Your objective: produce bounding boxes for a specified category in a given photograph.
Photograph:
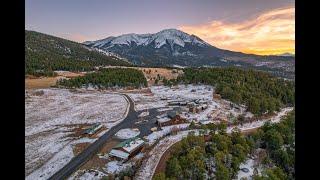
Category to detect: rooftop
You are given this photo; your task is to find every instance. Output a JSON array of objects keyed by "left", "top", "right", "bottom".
[
  {"left": 109, "top": 149, "right": 130, "bottom": 160},
  {"left": 157, "top": 117, "right": 171, "bottom": 123},
  {"left": 115, "top": 137, "right": 145, "bottom": 153},
  {"left": 167, "top": 111, "right": 179, "bottom": 118}
]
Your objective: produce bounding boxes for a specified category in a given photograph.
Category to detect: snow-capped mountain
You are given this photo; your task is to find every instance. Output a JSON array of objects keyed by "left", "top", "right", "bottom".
[
  {"left": 83, "top": 28, "right": 294, "bottom": 74},
  {"left": 84, "top": 29, "right": 228, "bottom": 66},
  {"left": 84, "top": 29, "right": 210, "bottom": 50}
]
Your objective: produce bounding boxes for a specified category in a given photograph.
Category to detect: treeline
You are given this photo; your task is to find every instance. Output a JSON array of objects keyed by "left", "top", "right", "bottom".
[
  {"left": 250, "top": 111, "right": 295, "bottom": 179},
  {"left": 25, "top": 30, "right": 131, "bottom": 76},
  {"left": 57, "top": 68, "right": 147, "bottom": 88},
  {"left": 154, "top": 111, "right": 295, "bottom": 180},
  {"left": 171, "top": 67, "right": 294, "bottom": 115}
]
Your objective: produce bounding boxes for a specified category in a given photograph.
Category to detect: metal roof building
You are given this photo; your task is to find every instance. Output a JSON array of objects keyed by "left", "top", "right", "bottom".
[
  {"left": 83, "top": 123, "right": 103, "bottom": 135},
  {"left": 109, "top": 137, "right": 145, "bottom": 161}
]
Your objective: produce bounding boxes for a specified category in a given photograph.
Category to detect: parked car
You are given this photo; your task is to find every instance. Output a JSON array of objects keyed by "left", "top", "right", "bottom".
[{"left": 241, "top": 168, "right": 249, "bottom": 173}]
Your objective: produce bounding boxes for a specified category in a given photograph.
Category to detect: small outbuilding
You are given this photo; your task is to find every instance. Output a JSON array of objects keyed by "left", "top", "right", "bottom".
[{"left": 83, "top": 123, "right": 103, "bottom": 135}]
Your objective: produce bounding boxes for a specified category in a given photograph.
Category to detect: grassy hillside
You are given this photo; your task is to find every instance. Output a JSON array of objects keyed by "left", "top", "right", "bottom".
[{"left": 25, "top": 30, "right": 131, "bottom": 76}]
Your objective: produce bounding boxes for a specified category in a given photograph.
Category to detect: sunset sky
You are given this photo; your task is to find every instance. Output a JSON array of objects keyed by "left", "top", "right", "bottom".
[{"left": 26, "top": 0, "right": 294, "bottom": 55}]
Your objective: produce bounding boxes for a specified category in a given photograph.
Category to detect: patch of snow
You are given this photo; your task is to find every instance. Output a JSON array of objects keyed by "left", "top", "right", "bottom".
[
  {"left": 72, "top": 137, "right": 97, "bottom": 144},
  {"left": 105, "top": 161, "right": 132, "bottom": 174},
  {"left": 134, "top": 152, "right": 144, "bottom": 160},
  {"left": 236, "top": 158, "right": 255, "bottom": 180},
  {"left": 220, "top": 59, "right": 228, "bottom": 62},
  {"left": 227, "top": 107, "right": 293, "bottom": 133},
  {"left": 91, "top": 48, "right": 129, "bottom": 61},
  {"left": 68, "top": 169, "right": 108, "bottom": 180},
  {"left": 157, "top": 107, "right": 173, "bottom": 112},
  {"left": 115, "top": 128, "right": 140, "bottom": 139},
  {"left": 138, "top": 111, "right": 149, "bottom": 117},
  {"left": 172, "top": 64, "right": 186, "bottom": 69}
]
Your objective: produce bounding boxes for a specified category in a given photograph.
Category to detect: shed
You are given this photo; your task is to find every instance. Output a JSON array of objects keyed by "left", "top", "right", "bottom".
[{"left": 83, "top": 123, "right": 103, "bottom": 135}]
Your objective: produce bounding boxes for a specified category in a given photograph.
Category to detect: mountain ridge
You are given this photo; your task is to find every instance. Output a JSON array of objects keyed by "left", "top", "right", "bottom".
[
  {"left": 84, "top": 28, "right": 294, "bottom": 66},
  {"left": 25, "top": 30, "right": 131, "bottom": 76},
  {"left": 84, "top": 29, "right": 211, "bottom": 50},
  {"left": 83, "top": 28, "right": 293, "bottom": 58},
  {"left": 25, "top": 29, "right": 294, "bottom": 79}
]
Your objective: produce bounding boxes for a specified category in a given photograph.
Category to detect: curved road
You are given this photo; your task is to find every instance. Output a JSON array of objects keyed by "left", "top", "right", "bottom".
[{"left": 49, "top": 94, "right": 138, "bottom": 180}]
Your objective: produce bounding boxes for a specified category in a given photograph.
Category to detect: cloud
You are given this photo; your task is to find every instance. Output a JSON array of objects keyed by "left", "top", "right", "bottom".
[{"left": 179, "top": 7, "right": 295, "bottom": 55}]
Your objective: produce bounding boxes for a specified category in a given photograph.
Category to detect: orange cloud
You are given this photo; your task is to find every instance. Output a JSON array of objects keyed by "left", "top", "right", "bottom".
[{"left": 180, "top": 7, "right": 295, "bottom": 55}]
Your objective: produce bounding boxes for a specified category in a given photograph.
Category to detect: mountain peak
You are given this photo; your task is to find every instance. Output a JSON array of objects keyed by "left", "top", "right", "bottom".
[
  {"left": 82, "top": 29, "right": 294, "bottom": 76},
  {"left": 84, "top": 29, "right": 210, "bottom": 49},
  {"left": 157, "top": 28, "right": 183, "bottom": 33}
]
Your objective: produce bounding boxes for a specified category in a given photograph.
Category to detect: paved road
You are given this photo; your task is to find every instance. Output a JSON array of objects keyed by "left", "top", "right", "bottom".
[
  {"left": 49, "top": 92, "right": 174, "bottom": 180},
  {"left": 49, "top": 94, "right": 140, "bottom": 180}
]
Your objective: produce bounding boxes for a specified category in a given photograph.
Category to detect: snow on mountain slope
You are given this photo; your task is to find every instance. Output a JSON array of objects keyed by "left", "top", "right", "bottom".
[
  {"left": 84, "top": 29, "right": 210, "bottom": 49},
  {"left": 83, "top": 36, "right": 116, "bottom": 47},
  {"left": 82, "top": 29, "right": 294, "bottom": 79},
  {"left": 91, "top": 48, "right": 130, "bottom": 62},
  {"left": 152, "top": 29, "right": 210, "bottom": 48}
]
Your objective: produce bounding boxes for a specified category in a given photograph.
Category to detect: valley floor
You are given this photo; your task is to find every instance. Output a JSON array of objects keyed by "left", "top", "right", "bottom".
[
  {"left": 25, "top": 84, "right": 293, "bottom": 180},
  {"left": 25, "top": 88, "right": 129, "bottom": 180}
]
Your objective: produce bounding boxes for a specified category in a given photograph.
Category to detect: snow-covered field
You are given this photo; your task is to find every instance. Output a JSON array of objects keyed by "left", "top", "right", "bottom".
[
  {"left": 25, "top": 88, "right": 129, "bottom": 179},
  {"left": 128, "top": 85, "right": 214, "bottom": 111},
  {"left": 25, "top": 85, "right": 292, "bottom": 179},
  {"left": 151, "top": 85, "right": 213, "bottom": 101},
  {"left": 127, "top": 93, "right": 166, "bottom": 111},
  {"left": 128, "top": 85, "right": 247, "bottom": 126}
]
